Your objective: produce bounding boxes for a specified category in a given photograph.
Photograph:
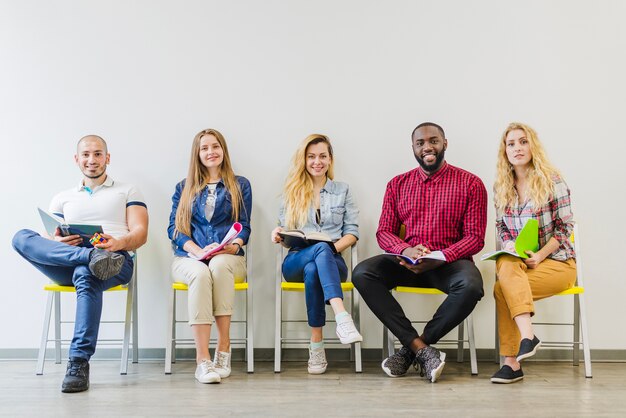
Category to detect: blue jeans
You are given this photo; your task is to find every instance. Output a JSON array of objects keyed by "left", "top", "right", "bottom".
[
  {"left": 12, "top": 229, "right": 133, "bottom": 360},
  {"left": 282, "top": 242, "right": 348, "bottom": 327}
]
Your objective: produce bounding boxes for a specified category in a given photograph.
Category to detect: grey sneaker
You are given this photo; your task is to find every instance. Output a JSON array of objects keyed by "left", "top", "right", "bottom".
[
  {"left": 89, "top": 249, "right": 124, "bottom": 280},
  {"left": 213, "top": 350, "right": 231, "bottom": 378},
  {"left": 307, "top": 347, "right": 327, "bottom": 374},
  {"left": 61, "top": 357, "right": 89, "bottom": 393},
  {"left": 414, "top": 346, "right": 446, "bottom": 383},
  {"left": 195, "top": 359, "right": 221, "bottom": 384},
  {"left": 335, "top": 315, "right": 363, "bottom": 344},
  {"left": 381, "top": 346, "right": 415, "bottom": 377}
]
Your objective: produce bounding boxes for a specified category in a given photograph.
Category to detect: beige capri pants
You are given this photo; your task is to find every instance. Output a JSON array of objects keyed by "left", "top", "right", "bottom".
[{"left": 172, "top": 254, "right": 246, "bottom": 325}]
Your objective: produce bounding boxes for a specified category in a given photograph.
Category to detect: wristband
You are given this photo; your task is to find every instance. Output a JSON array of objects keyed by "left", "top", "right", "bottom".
[{"left": 233, "top": 242, "right": 242, "bottom": 252}]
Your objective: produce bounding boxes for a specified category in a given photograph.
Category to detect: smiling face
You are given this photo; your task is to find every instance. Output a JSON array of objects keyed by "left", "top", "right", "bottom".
[
  {"left": 412, "top": 125, "right": 448, "bottom": 173},
  {"left": 504, "top": 129, "right": 532, "bottom": 168},
  {"left": 305, "top": 141, "right": 331, "bottom": 180},
  {"left": 198, "top": 134, "right": 224, "bottom": 170},
  {"left": 75, "top": 137, "right": 109, "bottom": 179}
]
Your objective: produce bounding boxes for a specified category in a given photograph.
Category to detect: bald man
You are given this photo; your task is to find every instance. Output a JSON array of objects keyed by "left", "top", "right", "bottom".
[{"left": 12, "top": 135, "right": 148, "bottom": 393}]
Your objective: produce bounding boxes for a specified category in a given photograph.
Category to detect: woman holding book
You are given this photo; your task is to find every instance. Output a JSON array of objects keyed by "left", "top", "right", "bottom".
[
  {"left": 491, "top": 122, "right": 576, "bottom": 384},
  {"left": 168, "top": 128, "right": 252, "bottom": 384},
  {"left": 271, "top": 134, "right": 362, "bottom": 374}
]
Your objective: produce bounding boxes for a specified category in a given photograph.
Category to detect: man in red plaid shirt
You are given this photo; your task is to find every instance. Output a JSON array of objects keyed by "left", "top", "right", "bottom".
[{"left": 353, "top": 122, "right": 487, "bottom": 382}]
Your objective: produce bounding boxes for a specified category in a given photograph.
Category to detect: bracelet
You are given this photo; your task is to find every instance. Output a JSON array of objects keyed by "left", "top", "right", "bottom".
[{"left": 233, "top": 242, "right": 242, "bottom": 252}]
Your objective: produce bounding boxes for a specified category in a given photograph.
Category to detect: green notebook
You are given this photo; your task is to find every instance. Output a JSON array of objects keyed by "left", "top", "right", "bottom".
[{"left": 481, "top": 219, "right": 539, "bottom": 261}]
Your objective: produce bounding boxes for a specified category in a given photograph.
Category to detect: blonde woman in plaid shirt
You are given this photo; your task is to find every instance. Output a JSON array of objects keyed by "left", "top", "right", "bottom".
[{"left": 491, "top": 123, "right": 576, "bottom": 384}]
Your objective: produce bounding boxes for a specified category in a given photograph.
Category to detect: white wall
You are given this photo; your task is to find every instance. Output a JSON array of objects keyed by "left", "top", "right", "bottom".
[{"left": 1, "top": 0, "right": 624, "bottom": 352}]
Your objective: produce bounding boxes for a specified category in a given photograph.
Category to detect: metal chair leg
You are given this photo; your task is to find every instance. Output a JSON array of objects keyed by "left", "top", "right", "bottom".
[
  {"left": 132, "top": 264, "right": 139, "bottom": 364},
  {"left": 579, "top": 293, "right": 593, "bottom": 378},
  {"left": 36, "top": 292, "right": 55, "bottom": 375},
  {"left": 456, "top": 320, "right": 464, "bottom": 363},
  {"left": 120, "top": 280, "right": 133, "bottom": 375},
  {"left": 164, "top": 287, "right": 176, "bottom": 374},
  {"left": 246, "top": 286, "right": 254, "bottom": 373},
  {"left": 467, "top": 316, "right": 478, "bottom": 375}
]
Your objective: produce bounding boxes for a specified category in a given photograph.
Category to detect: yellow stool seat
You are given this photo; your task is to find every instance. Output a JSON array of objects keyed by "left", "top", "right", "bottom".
[
  {"left": 43, "top": 284, "right": 128, "bottom": 292},
  {"left": 395, "top": 286, "right": 444, "bottom": 295},
  {"left": 556, "top": 286, "right": 584, "bottom": 296},
  {"left": 171, "top": 282, "right": 248, "bottom": 291},
  {"left": 280, "top": 281, "right": 354, "bottom": 292}
]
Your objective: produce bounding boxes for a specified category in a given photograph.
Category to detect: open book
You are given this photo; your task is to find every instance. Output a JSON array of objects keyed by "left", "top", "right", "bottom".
[
  {"left": 481, "top": 219, "right": 539, "bottom": 261},
  {"left": 38, "top": 208, "right": 103, "bottom": 247},
  {"left": 386, "top": 250, "right": 447, "bottom": 265},
  {"left": 188, "top": 222, "right": 243, "bottom": 260},
  {"left": 278, "top": 230, "right": 337, "bottom": 254}
]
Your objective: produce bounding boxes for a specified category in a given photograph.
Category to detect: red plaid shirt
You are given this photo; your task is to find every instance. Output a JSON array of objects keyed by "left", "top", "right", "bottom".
[{"left": 377, "top": 162, "right": 487, "bottom": 262}]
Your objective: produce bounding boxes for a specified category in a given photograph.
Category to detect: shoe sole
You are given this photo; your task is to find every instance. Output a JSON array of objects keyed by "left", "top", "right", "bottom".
[
  {"left": 196, "top": 376, "right": 221, "bottom": 384},
  {"left": 429, "top": 351, "right": 446, "bottom": 383},
  {"left": 61, "top": 384, "right": 89, "bottom": 393},
  {"left": 491, "top": 376, "right": 524, "bottom": 384},
  {"left": 381, "top": 359, "right": 408, "bottom": 378},
  {"left": 516, "top": 341, "right": 542, "bottom": 362},
  {"left": 307, "top": 367, "right": 327, "bottom": 375},
  {"left": 338, "top": 334, "right": 364, "bottom": 345},
  {"left": 90, "top": 253, "right": 124, "bottom": 280}
]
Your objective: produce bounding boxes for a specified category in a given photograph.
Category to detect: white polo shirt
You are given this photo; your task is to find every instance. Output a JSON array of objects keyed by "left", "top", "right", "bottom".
[{"left": 49, "top": 176, "right": 146, "bottom": 239}]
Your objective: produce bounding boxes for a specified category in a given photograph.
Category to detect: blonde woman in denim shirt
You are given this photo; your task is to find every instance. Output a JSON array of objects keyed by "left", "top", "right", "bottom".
[
  {"left": 271, "top": 134, "right": 362, "bottom": 374},
  {"left": 168, "top": 129, "right": 252, "bottom": 384}
]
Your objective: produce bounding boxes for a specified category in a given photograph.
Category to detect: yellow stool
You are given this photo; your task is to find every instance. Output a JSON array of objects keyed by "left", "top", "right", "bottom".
[
  {"left": 383, "top": 286, "right": 478, "bottom": 375},
  {"left": 165, "top": 281, "right": 254, "bottom": 373},
  {"left": 36, "top": 259, "right": 138, "bottom": 376},
  {"left": 274, "top": 245, "right": 362, "bottom": 373}
]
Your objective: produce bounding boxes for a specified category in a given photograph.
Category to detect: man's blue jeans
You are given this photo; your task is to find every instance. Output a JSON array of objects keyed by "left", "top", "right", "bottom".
[
  {"left": 12, "top": 229, "right": 133, "bottom": 360},
  {"left": 282, "top": 242, "right": 348, "bottom": 327}
]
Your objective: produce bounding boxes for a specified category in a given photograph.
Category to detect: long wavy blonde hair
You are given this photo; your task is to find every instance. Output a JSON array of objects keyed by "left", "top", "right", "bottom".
[
  {"left": 494, "top": 122, "right": 561, "bottom": 212},
  {"left": 283, "top": 134, "right": 334, "bottom": 229},
  {"left": 175, "top": 129, "right": 243, "bottom": 237}
]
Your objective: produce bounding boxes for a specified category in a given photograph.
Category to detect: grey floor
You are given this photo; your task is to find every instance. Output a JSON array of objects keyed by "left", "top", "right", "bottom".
[{"left": 0, "top": 359, "right": 623, "bottom": 417}]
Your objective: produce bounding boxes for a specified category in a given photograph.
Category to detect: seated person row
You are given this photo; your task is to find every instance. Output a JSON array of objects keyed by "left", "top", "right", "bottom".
[{"left": 11, "top": 122, "right": 575, "bottom": 391}]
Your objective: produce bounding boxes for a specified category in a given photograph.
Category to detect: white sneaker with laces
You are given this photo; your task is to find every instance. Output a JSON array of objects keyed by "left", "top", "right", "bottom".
[
  {"left": 307, "top": 347, "right": 327, "bottom": 375},
  {"left": 335, "top": 315, "right": 363, "bottom": 344},
  {"left": 195, "top": 359, "right": 221, "bottom": 384},
  {"left": 213, "top": 350, "right": 231, "bottom": 378}
]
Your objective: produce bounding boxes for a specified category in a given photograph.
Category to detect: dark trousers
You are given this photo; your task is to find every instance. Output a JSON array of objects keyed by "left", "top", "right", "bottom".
[{"left": 352, "top": 254, "right": 483, "bottom": 348}]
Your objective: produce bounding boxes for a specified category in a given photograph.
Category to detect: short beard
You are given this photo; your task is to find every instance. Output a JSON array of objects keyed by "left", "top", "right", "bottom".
[
  {"left": 415, "top": 149, "right": 445, "bottom": 173},
  {"left": 83, "top": 170, "right": 106, "bottom": 179}
]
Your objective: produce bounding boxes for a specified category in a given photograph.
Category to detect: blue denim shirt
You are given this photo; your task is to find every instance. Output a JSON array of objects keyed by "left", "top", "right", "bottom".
[
  {"left": 278, "top": 179, "right": 359, "bottom": 241},
  {"left": 168, "top": 176, "right": 252, "bottom": 257}
]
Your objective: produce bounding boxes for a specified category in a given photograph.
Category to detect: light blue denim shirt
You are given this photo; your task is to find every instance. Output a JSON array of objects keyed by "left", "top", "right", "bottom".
[{"left": 278, "top": 179, "right": 359, "bottom": 241}]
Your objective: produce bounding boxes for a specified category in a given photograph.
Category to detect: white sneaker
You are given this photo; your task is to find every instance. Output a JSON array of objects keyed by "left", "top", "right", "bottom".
[
  {"left": 195, "top": 359, "right": 221, "bottom": 384},
  {"left": 335, "top": 315, "right": 363, "bottom": 344},
  {"left": 307, "top": 347, "right": 327, "bottom": 375},
  {"left": 213, "top": 350, "right": 231, "bottom": 378}
]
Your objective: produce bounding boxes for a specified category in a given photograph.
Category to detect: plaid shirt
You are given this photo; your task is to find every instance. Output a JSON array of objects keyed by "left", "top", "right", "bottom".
[
  {"left": 377, "top": 162, "right": 487, "bottom": 262},
  {"left": 495, "top": 176, "right": 575, "bottom": 261}
]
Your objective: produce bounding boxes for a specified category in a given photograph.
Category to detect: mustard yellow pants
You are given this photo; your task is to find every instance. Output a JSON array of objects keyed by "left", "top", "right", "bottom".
[{"left": 494, "top": 254, "right": 576, "bottom": 356}]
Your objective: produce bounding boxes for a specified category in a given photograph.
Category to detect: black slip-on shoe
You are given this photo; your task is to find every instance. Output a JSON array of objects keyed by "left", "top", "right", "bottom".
[
  {"left": 516, "top": 335, "right": 541, "bottom": 362},
  {"left": 491, "top": 365, "right": 524, "bottom": 384}
]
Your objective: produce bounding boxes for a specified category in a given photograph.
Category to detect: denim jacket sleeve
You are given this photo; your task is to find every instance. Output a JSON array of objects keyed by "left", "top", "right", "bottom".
[
  {"left": 341, "top": 184, "right": 359, "bottom": 239},
  {"left": 237, "top": 176, "right": 253, "bottom": 245},
  {"left": 278, "top": 199, "right": 286, "bottom": 228},
  {"left": 167, "top": 180, "right": 192, "bottom": 249}
]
